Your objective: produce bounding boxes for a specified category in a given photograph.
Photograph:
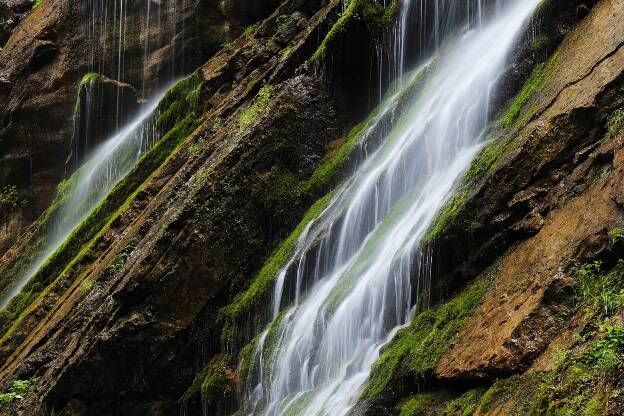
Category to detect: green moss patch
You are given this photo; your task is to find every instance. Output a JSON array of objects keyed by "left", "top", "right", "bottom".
[
  {"left": 219, "top": 192, "right": 334, "bottom": 344},
  {"left": 398, "top": 393, "right": 441, "bottom": 416},
  {"left": 302, "top": 120, "right": 367, "bottom": 196},
  {"left": 0, "top": 72, "right": 204, "bottom": 339},
  {"left": 239, "top": 84, "right": 272, "bottom": 133},
  {"left": 78, "top": 72, "right": 103, "bottom": 91},
  {"left": 605, "top": 108, "right": 624, "bottom": 141},
  {"left": 311, "top": 0, "right": 396, "bottom": 63},
  {"left": 500, "top": 63, "right": 545, "bottom": 130},
  {"left": 575, "top": 260, "right": 624, "bottom": 317},
  {"left": 444, "top": 388, "right": 487, "bottom": 416},
  {"left": 0, "top": 379, "right": 37, "bottom": 406},
  {"left": 180, "top": 354, "right": 231, "bottom": 405},
  {"left": 361, "top": 272, "right": 490, "bottom": 402}
]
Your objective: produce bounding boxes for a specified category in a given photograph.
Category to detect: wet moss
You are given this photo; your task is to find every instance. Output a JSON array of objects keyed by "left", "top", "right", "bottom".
[
  {"left": 444, "top": 388, "right": 487, "bottom": 416},
  {"left": 423, "top": 188, "right": 469, "bottom": 244},
  {"left": 311, "top": 0, "right": 392, "bottom": 63},
  {"left": 0, "top": 72, "right": 204, "bottom": 338},
  {"left": 201, "top": 356, "right": 231, "bottom": 406},
  {"left": 179, "top": 354, "right": 230, "bottom": 405},
  {"left": 398, "top": 393, "right": 439, "bottom": 416},
  {"left": 500, "top": 63, "right": 546, "bottom": 130},
  {"left": 78, "top": 72, "right": 103, "bottom": 92},
  {"left": 361, "top": 273, "right": 490, "bottom": 402},
  {"left": 500, "top": 48, "right": 562, "bottom": 131},
  {"left": 302, "top": 119, "right": 367, "bottom": 196},
  {"left": 219, "top": 192, "right": 334, "bottom": 343},
  {"left": 252, "top": 166, "right": 299, "bottom": 222},
  {"left": 478, "top": 377, "right": 518, "bottom": 413},
  {"left": 236, "top": 333, "right": 261, "bottom": 390},
  {"left": 157, "top": 71, "right": 203, "bottom": 129},
  {"left": 239, "top": 84, "right": 272, "bottom": 133}
]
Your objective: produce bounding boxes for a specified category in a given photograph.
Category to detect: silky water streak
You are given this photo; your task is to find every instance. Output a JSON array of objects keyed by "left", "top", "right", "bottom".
[
  {"left": 242, "top": 0, "right": 542, "bottom": 415},
  {"left": 0, "top": 87, "right": 168, "bottom": 307}
]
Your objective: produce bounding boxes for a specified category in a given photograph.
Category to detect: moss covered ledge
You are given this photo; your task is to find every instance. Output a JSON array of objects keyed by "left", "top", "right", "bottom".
[
  {"left": 0, "top": 72, "right": 205, "bottom": 342},
  {"left": 357, "top": 270, "right": 492, "bottom": 410},
  {"left": 311, "top": 0, "right": 398, "bottom": 63}
]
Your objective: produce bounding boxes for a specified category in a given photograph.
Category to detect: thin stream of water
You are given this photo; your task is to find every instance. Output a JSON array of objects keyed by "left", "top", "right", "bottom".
[{"left": 0, "top": 0, "right": 188, "bottom": 307}]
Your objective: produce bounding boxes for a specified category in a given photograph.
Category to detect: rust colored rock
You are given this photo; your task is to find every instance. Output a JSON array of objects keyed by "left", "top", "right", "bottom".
[{"left": 436, "top": 0, "right": 624, "bottom": 381}]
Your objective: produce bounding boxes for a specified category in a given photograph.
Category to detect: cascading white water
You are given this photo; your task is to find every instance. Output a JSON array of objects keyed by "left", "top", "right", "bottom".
[
  {"left": 0, "top": 89, "right": 168, "bottom": 307},
  {"left": 242, "top": 0, "right": 541, "bottom": 415},
  {"left": 0, "top": 0, "right": 189, "bottom": 307}
]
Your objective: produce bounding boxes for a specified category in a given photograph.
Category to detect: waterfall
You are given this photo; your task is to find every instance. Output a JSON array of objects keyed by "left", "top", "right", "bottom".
[
  {"left": 0, "top": 0, "right": 188, "bottom": 307},
  {"left": 0, "top": 91, "right": 168, "bottom": 307},
  {"left": 242, "top": 0, "right": 541, "bottom": 415}
]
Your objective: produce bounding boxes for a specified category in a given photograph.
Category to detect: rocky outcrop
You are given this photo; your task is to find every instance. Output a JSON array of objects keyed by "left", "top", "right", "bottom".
[
  {"left": 0, "top": 0, "right": 385, "bottom": 414},
  {"left": 0, "top": 0, "right": 282, "bottom": 258},
  {"left": 1, "top": 0, "right": 622, "bottom": 415},
  {"left": 359, "top": 0, "right": 624, "bottom": 414},
  {"left": 435, "top": 0, "right": 624, "bottom": 380},
  {"left": 0, "top": 0, "right": 33, "bottom": 45}
]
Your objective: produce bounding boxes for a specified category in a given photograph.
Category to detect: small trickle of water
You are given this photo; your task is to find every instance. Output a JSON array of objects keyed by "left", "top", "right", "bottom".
[{"left": 241, "top": 0, "right": 541, "bottom": 415}]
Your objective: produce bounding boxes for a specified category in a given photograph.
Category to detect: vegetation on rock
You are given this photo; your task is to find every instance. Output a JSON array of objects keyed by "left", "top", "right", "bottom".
[
  {"left": 0, "top": 185, "right": 27, "bottom": 211},
  {"left": 0, "top": 379, "right": 37, "bottom": 406},
  {"left": 0, "top": 72, "right": 204, "bottom": 338},
  {"left": 239, "top": 84, "right": 272, "bottom": 132},
  {"left": 362, "top": 271, "right": 491, "bottom": 402},
  {"left": 312, "top": 0, "right": 397, "bottom": 63}
]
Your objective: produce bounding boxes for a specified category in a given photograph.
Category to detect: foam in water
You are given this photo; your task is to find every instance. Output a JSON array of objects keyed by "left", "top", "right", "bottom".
[{"left": 242, "top": 0, "right": 541, "bottom": 415}]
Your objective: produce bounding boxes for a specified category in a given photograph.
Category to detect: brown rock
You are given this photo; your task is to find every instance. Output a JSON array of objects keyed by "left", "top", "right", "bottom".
[
  {"left": 0, "top": 0, "right": 283, "bottom": 259},
  {"left": 436, "top": 0, "right": 624, "bottom": 381}
]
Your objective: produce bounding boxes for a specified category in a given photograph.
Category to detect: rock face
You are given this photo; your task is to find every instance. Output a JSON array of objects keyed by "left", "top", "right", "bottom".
[
  {"left": 0, "top": 0, "right": 623, "bottom": 415},
  {"left": 69, "top": 74, "right": 140, "bottom": 170},
  {"left": 0, "top": 0, "right": 281, "bottom": 258},
  {"left": 0, "top": 0, "right": 381, "bottom": 414},
  {"left": 0, "top": 0, "right": 33, "bottom": 45},
  {"left": 357, "top": 0, "right": 624, "bottom": 414},
  {"left": 435, "top": 0, "right": 624, "bottom": 379}
]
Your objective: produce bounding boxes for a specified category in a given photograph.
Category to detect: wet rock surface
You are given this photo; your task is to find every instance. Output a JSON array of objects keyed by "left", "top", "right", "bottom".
[
  {"left": 0, "top": 0, "right": 282, "bottom": 259},
  {"left": 356, "top": 0, "right": 624, "bottom": 413},
  {"left": 0, "top": 0, "right": 379, "bottom": 414},
  {"left": 0, "top": 0, "right": 623, "bottom": 415}
]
